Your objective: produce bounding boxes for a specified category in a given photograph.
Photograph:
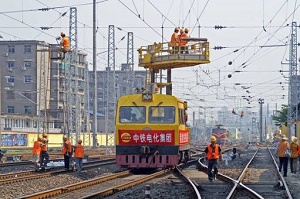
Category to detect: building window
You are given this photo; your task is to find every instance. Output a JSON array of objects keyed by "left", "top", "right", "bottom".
[
  {"left": 7, "top": 76, "right": 14, "bottom": 83},
  {"left": 24, "top": 61, "right": 31, "bottom": 68},
  {"left": 23, "top": 92, "right": 32, "bottom": 100},
  {"left": 7, "top": 106, "right": 14, "bottom": 113},
  {"left": 8, "top": 62, "right": 14, "bottom": 69},
  {"left": 8, "top": 45, "right": 15, "bottom": 53},
  {"left": 6, "top": 91, "right": 15, "bottom": 99},
  {"left": 24, "top": 106, "right": 32, "bottom": 114},
  {"left": 24, "top": 44, "right": 31, "bottom": 54},
  {"left": 24, "top": 75, "right": 32, "bottom": 83}
]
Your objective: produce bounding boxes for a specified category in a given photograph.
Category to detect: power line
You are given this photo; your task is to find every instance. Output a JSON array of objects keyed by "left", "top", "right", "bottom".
[{"left": 0, "top": 0, "right": 108, "bottom": 14}]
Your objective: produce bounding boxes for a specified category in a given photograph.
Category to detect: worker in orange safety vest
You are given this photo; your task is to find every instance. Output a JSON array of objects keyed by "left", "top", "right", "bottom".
[
  {"left": 74, "top": 139, "right": 84, "bottom": 172},
  {"left": 205, "top": 136, "right": 222, "bottom": 181},
  {"left": 40, "top": 134, "right": 49, "bottom": 169},
  {"left": 170, "top": 28, "right": 180, "bottom": 54},
  {"left": 59, "top": 32, "right": 70, "bottom": 59},
  {"left": 32, "top": 136, "right": 42, "bottom": 171},
  {"left": 179, "top": 28, "right": 189, "bottom": 54},
  {"left": 62, "top": 135, "right": 73, "bottom": 171}
]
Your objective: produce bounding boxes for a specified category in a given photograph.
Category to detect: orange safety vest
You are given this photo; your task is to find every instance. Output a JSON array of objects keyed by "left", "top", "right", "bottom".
[
  {"left": 277, "top": 140, "right": 289, "bottom": 157},
  {"left": 170, "top": 33, "right": 179, "bottom": 46},
  {"left": 74, "top": 144, "right": 84, "bottom": 158},
  {"left": 298, "top": 144, "right": 300, "bottom": 155},
  {"left": 179, "top": 33, "right": 188, "bottom": 46},
  {"left": 290, "top": 142, "right": 298, "bottom": 158},
  {"left": 62, "top": 37, "right": 70, "bottom": 51},
  {"left": 32, "top": 141, "right": 41, "bottom": 155},
  {"left": 206, "top": 144, "right": 220, "bottom": 160},
  {"left": 62, "top": 140, "right": 72, "bottom": 155}
]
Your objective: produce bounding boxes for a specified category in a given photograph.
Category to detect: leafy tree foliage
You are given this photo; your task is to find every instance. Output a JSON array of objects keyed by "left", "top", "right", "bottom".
[{"left": 271, "top": 105, "right": 288, "bottom": 126}]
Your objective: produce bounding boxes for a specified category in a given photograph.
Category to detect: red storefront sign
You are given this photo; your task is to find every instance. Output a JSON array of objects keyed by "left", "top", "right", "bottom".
[
  {"left": 179, "top": 130, "right": 189, "bottom": 145},
  {"left": 119, "top": 130, "right": 175, "bottom": 145}
]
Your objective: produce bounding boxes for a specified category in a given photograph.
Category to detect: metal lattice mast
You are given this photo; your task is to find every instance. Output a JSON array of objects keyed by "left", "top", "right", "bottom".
[
  {"left": 127, "top": 32, "right": 134, "bottom": 94},
  {"left": 65, "top": 56, "right": 73, "bottom": 139},
  {"left": 287, "top": 21, "right": 298, "bottom": 141},
  {"left": 65, "top": 7, "right": 79, "bottom": 142},
  {"left": 105, "top": 25, "right": 116, "bottom": 148},
  {"left": 38, "top": 43, "right": 50, "bottom": 136},
  {"left": 69, "top": 7, "right": 78, "bottom": 51}
]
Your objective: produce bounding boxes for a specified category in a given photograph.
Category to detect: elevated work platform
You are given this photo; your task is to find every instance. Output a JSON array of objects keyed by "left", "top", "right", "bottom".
[{"left": 138, "top": 38, "right": 210, "bottom": 72}]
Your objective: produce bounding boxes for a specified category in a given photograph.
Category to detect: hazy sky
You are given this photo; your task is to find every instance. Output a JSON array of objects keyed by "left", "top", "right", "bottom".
[{"left": 1, "top": 0, "right": 299, "bottom": 119}]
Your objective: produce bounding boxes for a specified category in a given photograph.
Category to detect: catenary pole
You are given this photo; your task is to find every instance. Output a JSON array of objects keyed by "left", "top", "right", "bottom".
[{"left": 93, "top": 0, "right": 97, "bottom": 148}]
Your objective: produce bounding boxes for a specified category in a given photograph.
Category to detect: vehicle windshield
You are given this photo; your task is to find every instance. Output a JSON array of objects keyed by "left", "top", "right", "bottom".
[
  {"left": 148, "top": 106, "right": 175, "bottom": 123},
  {"left": 119, "top": 106, "right": 146, "bottom": 123}
]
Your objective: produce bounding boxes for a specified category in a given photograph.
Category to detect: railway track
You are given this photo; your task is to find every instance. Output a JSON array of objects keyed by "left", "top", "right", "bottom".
[
  {"left": 0, "top": 154, "right": 114, "bottom": 169},
  {"left": 20, "top": 169, "right": 170, "bottom": 199},
  {"left": 0, "top": 159, "right": 116, "bottom": 185},
  {"left": 198, "top": 147, "right": 292, "bottom": 199},
  {"left": 19, "top": 158, "right": 202, "bottom": 199}
]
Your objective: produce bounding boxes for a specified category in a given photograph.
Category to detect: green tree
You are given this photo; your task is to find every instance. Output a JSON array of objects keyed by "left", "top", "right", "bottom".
[{"left": 271, "top": 105, "right": 288, "bottom": 126}]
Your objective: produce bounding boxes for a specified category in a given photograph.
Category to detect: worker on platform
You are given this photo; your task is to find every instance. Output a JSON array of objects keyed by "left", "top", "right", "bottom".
[
  {"left": 74, "top": 139, "right": 84, "bottom": 172},
  {"left": 62, "top": 135, "right": 73, "bottom": 171},
  {"left": 290, "top": 137, "right": 298, "bottom": 174},
  {"left": 179, "top": 28, "right": 189, "bottom": 54},
  {"left": 205, "top": 136, "right": 222, "bottom": 182},
  {"left": 32, "top": 136, "right": 42, "bottom": 171},
  {"left": 170, "top": 28, "right": 180, "bottom": 54},
  {"left": 40, "top": 134, "right": 49, "bottom": 169},
  {"left": 276, "top": 135, "right": 290, "bottom": 177},
  {"left": 58, "top": 32, "right": 70, "bottom": 59}
]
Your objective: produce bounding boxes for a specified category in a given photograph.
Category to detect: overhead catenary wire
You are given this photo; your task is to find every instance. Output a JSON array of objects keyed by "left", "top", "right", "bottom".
[
  {"left": 0, "top": 1, "right": 291, "bottom": 111},
  {"left": 0, "top": 0, "right": 109, "bottom": 14}
]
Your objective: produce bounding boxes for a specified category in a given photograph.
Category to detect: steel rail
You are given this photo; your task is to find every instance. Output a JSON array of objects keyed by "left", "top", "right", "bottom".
[
  {"left": 267, "top": 146, "right": 293, "bottom": 199},
  {"left": 197, "top": 148, "right": 265, "bottom": 199},
  {"left": 19, "top": 170, "right": 131, "bottom": 199},
  {"left": 226, "top": 148, "right": 264, "bottom": 199},
  {"left": 0, "top": 159, "right": 116, "bottom": 185},
  {"left": 79, "top": 169, "right": 171, "bottom": 199},
  {"left": 174, "top": 162, "right": 201, "bottom": 199}
]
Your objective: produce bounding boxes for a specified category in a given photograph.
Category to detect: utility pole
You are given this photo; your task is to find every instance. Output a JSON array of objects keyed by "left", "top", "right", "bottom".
[
  {"left": 258, "top": 98, "right": 264, "bottom": 142},
  {"left": 287, "top": 22, "right": 299, "bottom": 142},
  {"left": 92, "top": 0, "right": 97, "bottom": 148}
]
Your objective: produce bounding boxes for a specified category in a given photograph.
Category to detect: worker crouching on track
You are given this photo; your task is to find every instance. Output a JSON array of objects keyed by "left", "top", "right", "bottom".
[
  {"left": 62, "top": 135, "right": 73, "bottom": 171},
  {"left": 74, "top": 139, "right": 84, "bottom": 172},
  {"left": 205, "top": 136, "right": 222, "bottom": 182},
  {"left": 32, "top": 136, "right": 42, "bottom": 171}
]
